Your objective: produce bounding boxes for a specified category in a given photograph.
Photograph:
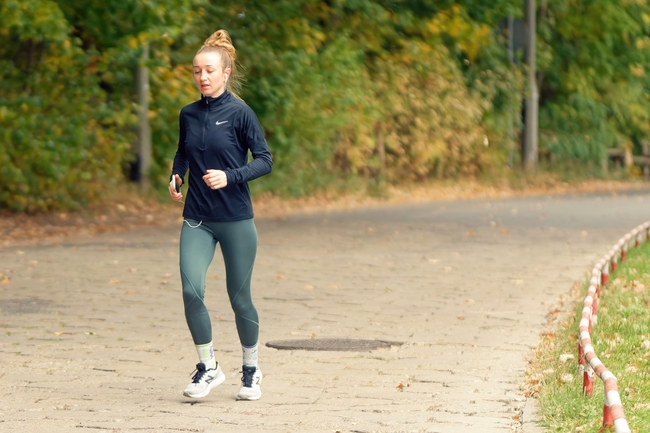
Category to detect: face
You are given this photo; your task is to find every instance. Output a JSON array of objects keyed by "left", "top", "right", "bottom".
[{"left": 193, "top": 52, "right": 231, "bottom": 98}]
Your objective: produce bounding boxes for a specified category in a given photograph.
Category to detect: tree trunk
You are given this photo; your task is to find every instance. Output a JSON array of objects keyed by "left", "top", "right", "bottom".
[
  {"left": 523, "top": 0, "right": 539, "bottom": 171},
  {"left": 376, "top": 123, "right": 386, "bottom": 174},
  {"left": 136, "top": 43, "right": 152, "bottom": 191}
]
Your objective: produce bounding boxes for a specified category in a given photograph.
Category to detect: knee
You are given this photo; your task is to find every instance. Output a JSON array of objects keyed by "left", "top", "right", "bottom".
[
  {"left": 230, "top": 296, "right": 255, "bottom": 317},
  {"left": 182, "top": 284, "right": 204, "bottom": 307}
]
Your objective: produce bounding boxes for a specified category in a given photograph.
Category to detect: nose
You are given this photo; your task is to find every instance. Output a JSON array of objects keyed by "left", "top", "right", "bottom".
[{"left": 200, "top": 70, "right": 209, "bottom": 81}]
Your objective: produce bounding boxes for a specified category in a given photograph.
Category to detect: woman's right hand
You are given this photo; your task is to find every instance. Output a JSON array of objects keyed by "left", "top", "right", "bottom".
[{"left": 169, "top": 174, "right": 183, "bottom": 202}]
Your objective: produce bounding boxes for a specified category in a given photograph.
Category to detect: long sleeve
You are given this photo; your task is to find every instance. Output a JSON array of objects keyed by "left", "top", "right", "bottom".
[
  {"left": 225, "top": 107, "right": 273, "bottom": 185},
  {"left": 171, "top": 111, "right": 189, "bottom": 182}
]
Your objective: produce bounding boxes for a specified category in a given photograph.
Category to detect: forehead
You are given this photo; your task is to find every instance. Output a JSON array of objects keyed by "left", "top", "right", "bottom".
[{"left": 193, "top": 52, "right": 222, "bottom": 68}]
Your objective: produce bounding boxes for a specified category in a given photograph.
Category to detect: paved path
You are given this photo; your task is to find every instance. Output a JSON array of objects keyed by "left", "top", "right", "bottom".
[{"left": 2, "top": 189, "right": 650, "bottom": 433}]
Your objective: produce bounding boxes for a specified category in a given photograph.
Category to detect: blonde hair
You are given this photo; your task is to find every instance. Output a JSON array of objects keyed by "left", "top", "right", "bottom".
[{"left": 196, "top": 29, "right": 244, "bottom": 100}]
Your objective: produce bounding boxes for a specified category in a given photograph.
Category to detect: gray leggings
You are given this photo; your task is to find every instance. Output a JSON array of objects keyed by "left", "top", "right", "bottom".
[{"left": 180, "top": 218, "right": 259, "bottom": 347}]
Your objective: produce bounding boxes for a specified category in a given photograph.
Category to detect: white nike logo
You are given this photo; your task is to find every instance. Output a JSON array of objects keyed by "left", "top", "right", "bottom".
[{"left": 216, "top": 120, "right": 228, "bottom": 125}]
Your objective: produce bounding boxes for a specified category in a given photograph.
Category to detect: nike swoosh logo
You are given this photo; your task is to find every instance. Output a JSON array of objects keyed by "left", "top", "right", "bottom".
[{"left": 216, "top": 120, "right": 228, "bottom": 125}]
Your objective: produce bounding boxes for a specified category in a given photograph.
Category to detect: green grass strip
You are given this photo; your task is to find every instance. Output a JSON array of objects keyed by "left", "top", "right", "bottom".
[{"left": 530, "top": 241, "right": 650, "bottom": 432}]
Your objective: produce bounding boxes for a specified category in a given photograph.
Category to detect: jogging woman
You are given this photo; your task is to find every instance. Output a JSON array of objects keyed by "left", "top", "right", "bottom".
[{"left": 168, "top": 29, "right": 272, "bottom": 401}]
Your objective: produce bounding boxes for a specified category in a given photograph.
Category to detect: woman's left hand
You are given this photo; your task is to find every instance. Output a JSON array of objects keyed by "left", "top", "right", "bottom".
[{"left": 203, "top": 169, "right": 228, "bottom": 190}]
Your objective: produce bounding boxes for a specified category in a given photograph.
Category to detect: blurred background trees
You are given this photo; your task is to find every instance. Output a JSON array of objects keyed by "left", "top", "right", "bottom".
[{"left": 1, "top": 0, "right": 648, "bottom": 212}]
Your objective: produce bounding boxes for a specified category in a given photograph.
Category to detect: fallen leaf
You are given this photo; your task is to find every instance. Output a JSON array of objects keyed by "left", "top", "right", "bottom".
[
  {"left": 54, "top": 332, "right": 64, "bottom": 336},
  {"left": 109, "top": 279, "right": 120, "bottom": 285},
  {"left": 559, "top": 373, "right": 573, "bottom": 383},
  {"left": 276, "top": 274, "right": 286, "bottom": 280},
  {"left": 457, "top": 315, "right": 465, "bottom": 320},
  {"left": 465, "top": 299, "right": 475, "bottom": 304},
  {"left": 309, "top": 333, "right": 317, "bottom": 338},
  {"left": 124, "top": 290, "right": 134, "bottom": 295},
  {"left": 305, "top": 285, "right": 314, "bottom": 290},
  {"left": 559, "top": 354, "right": 574, "bottom": 364}
]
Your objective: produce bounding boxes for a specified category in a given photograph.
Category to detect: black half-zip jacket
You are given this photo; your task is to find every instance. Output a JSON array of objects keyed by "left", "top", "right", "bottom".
[{"left": 171, "top": 91, "right": 273, "bottom": 222}]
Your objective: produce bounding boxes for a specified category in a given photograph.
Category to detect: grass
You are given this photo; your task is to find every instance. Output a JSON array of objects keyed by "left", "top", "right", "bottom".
[{"left": 529, "top": 241, "right": 650, "bottom": 432}]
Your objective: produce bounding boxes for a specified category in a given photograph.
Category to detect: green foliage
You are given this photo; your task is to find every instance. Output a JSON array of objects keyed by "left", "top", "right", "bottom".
[
  {"left": 4, "top": 0, "right": 650, "bottom": 211},
  {"left": 191, "top": 0, "right": 521, "bottom": 196},
  {"left": 0, "top": 0, "right": 133, "bottom": 212},
  {"left": 538, "top": 0, "right": 650, "bottom": 162}
]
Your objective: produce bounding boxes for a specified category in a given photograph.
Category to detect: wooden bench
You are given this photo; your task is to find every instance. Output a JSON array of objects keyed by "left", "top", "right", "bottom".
[{"left": 604, "top": 144, "right": 650, "bottom": 176}]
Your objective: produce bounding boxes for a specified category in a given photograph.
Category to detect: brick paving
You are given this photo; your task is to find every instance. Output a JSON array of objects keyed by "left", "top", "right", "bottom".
[{"left": 2, "top": 189, "right": 650, "bottom": 433}]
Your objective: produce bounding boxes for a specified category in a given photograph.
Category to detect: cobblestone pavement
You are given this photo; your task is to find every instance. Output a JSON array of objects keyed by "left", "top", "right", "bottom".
[{"left": 2, "top": 189, "right": 650, "bottom": 433}]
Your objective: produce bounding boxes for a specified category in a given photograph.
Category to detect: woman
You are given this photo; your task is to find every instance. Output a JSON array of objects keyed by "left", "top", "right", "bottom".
[{"left": 168, "top": 29, "right": 272, "bottom": 401}]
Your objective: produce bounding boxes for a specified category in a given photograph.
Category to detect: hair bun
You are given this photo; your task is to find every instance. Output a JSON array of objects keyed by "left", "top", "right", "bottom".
[{"left": 203, "top": 30, "right": 237, "bottom": 60}]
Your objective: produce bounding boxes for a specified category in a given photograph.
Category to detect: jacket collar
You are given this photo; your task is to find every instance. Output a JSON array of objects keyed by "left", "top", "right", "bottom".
[{"left": 202, "top": 90, "right": 230, "bottom": 109}]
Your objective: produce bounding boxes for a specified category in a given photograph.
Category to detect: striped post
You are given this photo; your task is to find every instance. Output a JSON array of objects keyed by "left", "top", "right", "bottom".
[
  {"left": 603, "top": 372, "right": 631, "bottom": 433},
  {"left": 601, "top": 259, "right": 609, "bottom": 286},
  {"left": 603, "top": 392, "right": 614, "bottom": 428},
  {"left": 620, "top": 237, "right": 629, "bottom": 261}
]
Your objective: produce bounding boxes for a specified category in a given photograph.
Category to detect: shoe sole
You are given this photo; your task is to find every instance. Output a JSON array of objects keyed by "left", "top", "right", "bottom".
[
  {"left": 183, "top": 371, "right": 226, "bottom": 399},
  {"left": 236, "top": 391, "right": 262, "bottom": 401}
]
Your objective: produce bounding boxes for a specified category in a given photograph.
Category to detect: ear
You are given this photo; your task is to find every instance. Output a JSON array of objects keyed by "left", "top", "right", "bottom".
[{"left": 224, "top": 67, "right": 232, "bottom": 81}]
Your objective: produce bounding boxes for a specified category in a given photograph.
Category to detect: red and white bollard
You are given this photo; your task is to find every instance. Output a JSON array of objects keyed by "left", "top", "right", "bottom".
[
  {"left": 601, "top": 259, "right": 609, "bottom": 286},
  {"left": 578, "top": 340, "right": 585, "bottom": 374},
  {"left": 620, "top": 238, "right": 629, "bottom": 261},
  {"left": 603, "top": 392, "right": 614, "bottom": 428},
  {"left": 631, "top": 228, "right": 640, "bottom": 247},
  {"left": 583, "top": 364, "right": 595, "bottom": 396},
  {"left": 587, "top": 284, "right": 598, "bottom": 325},
  {"left": 601, "top": 372, "right": 632, "bottom": 433}
]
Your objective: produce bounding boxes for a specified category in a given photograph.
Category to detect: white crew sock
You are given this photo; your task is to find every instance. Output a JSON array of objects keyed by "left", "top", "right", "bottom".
[
  {"left": 242, "top": 343, "right": 259, "bottom": 367},
  {"left": 195, "top": 342, "right": 217, "bottom": 370}
]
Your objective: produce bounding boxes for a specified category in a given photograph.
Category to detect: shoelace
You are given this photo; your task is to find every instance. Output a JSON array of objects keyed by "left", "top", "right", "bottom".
[
  {"left": 240, "top": 366, "right": 256, "bottom": 387},
  {"left": 189, "top": 363, "right": 207, "bottom": 384}
]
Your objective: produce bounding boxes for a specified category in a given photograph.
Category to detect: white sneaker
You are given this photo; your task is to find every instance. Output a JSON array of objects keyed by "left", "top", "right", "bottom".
[
  {"left": 237, "top": 365, "right": 262, "bottom": 401},
  {"left": 183, "top": 362, "right": 225, "bottom": 398}
]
